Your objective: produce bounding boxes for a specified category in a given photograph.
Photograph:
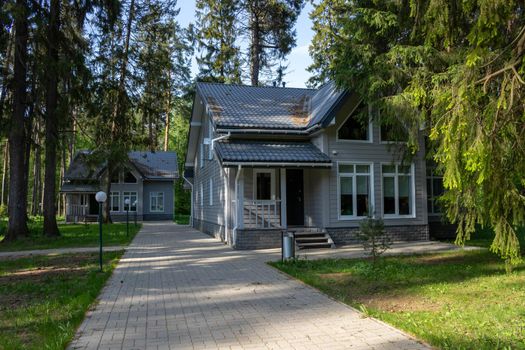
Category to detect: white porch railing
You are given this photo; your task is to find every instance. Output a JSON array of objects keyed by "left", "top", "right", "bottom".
[
  {"left": 244, "top": 200, "right": 281, "bottom": 229},
  {"left": 67, "top": 204, "right": 87, "bottom": 217}
]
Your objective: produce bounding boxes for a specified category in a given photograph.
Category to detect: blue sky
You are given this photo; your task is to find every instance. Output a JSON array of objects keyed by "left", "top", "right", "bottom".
[{"left": 177, "top": 1, "right": 315, "bottom": 88}]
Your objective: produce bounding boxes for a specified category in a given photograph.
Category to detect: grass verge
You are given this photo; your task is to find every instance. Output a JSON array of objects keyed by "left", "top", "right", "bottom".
[
  {"left": 174, "top": 214, "right": 190, "bottom": 225},
  {"left": 270, "top": 250, "right": 525, "bottom": 349},
  {"left": 0, "top": 217, "right": 141, "bottom": 252},
  {"left": 0, "top": 251, "right": 123, "bottom": 349}
]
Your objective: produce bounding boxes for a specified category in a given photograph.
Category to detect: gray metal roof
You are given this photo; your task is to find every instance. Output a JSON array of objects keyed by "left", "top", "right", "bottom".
[
  {"left": 128, "top": 151, "right": 178, "bottom": 179},
  {"left": 196, "top": 82, "right": 346, "bottom": 130},
  {"left": 64, "top": 151, "right": 178, "bottom": 181},
  {"left": 61, "top": 183, "right": 101, "bottom": 193},
  {"left": 214, "top": 140, "right": 332, "bottom": 166}
]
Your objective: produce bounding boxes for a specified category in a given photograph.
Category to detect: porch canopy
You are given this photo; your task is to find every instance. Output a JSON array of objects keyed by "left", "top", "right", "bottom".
[{"left": 214, "top": 140, "right": 332, "bottom": 168}]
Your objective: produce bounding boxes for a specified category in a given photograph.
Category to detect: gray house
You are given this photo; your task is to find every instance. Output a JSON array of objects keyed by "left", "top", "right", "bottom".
[
  {"left": 184, "top": 82, "right": 439, "bottom": 249},
  {"left": 61, "top": 151, "right": 178, "bottom": 222}
]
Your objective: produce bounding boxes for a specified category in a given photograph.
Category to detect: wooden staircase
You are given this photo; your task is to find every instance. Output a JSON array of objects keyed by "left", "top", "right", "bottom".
[{"left": 291, "top": 228, "right": 335, "bottom": 250}]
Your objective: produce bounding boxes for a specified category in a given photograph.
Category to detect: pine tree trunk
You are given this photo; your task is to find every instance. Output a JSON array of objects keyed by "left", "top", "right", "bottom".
[
  {"left": 249, "top": 10, "right": 261, "bottom": 86},
  {"left": 163, "top": 73, "right": 171, "bottom": 152},
  {"left": 42, "top": 0, "right": 60, "bottom": 237},
  {"left": 6, "top": 0, "right": 30, "bottom": 240},
  {"left": 1, "top": 141, "right": 8, "bottom": 206},
  {"left": 0, "top": 22, "right": 13, "bottom": 122},
  {"left": 31, "top": 142, "right": 41, "bottom": 215}
]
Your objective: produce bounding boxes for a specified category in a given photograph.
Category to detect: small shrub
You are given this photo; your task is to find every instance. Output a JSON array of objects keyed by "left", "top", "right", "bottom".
[
  {"left": 0, "top": 204, "right": 7, "bottom": 218},
  {"left": 359, "top": 216, "right": 391, "bottom": 264}
]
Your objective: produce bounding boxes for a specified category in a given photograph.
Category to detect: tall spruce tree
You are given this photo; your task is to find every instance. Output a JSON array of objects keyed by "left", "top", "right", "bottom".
[
  {"left": 309, "top": 0, "right": 525, "bottom": 264},
  {"left": 195, "top": 0, "right": 242, "bottom": 83},
  {"left": 195, "top": 0, "right": 304, "bottom": 85}
]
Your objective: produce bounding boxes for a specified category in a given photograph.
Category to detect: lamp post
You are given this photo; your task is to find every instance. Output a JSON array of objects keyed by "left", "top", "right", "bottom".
[
  {"left": 124, "top": 198, "right": 130, "bottom": 237},
  {"left": 133, "top": 200, "right": 137, "bottom": 226},
  {"left": 95, "top": 191, "right": 107, "bottom": 272}
]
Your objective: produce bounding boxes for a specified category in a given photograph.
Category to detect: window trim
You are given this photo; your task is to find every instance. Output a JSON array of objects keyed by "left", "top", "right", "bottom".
[
  {"left": 337, "top": 161, "right": 375, "bottom": 220},
  {"left": 122, "top": 191, "right": 138, "bottom": 212},
  {"left": 336, "top": 100, "right": 373, "bottom": 143},
  {"left": 208, "top": 119, "right": 214, "bottom": 160},
  {"left": 252, "top": 169, "right": 276, "bottom": 201},
  {"left": 150, "top": 191, "right": 165, "bottom": 213},
  {"left": 380, "top": 163, "right": 416, "bottom": 218},
  {"left": 110, "top": 191, "right": 120, "bottom": 212}
]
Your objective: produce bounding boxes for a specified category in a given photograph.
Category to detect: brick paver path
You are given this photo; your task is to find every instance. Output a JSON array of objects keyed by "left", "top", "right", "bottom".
[{"left": 69, "top": 222, "right": 429, "bottom": 350}]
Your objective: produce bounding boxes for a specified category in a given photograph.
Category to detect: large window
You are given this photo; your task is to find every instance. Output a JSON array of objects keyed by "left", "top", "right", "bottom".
[
  {"left": 110, "top": 191, "right": 120, "bottom": 212},
  {"left": 254, "top": 170, "right": 274, "bottom": 200},
  {"left": 123, "top": 171, "right": 137, "bottom": 183},
  {"left": 382, "top": 164, "right": 414, "bottom": 216},
  {"left": 123, "top": 191, "right": 137, "bottom": 212},
  {"left": 150, "top": 192, "right": 164, "bottom": 213},
  {"left": 338, "top": 163, "right": 371, "bottom": 218},
  {"left": 427, "top": 167, "right": 444, "bottom": 215},
  {"left": 337, "top": 103, "right": 370, "bottom": 141}
]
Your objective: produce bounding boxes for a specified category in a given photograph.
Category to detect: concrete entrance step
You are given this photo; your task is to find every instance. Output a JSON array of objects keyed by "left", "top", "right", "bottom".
[{"left": 292, "top": 228, "right": 335, "bottom": 250}]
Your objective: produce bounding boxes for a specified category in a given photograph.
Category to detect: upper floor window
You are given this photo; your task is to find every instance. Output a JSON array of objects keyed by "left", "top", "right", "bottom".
[
  {"left": 427, "top": 167, "right": 444, "bottom": 215},
  {"left": 338, "top": 163, "right": 371, "bottom": 219},
  {"left": 123, "top": 171, "right": 137, "bottom": 183},
  {"left": 382, "top": 164, "right": 414, "bottom": 217},
  {"left": 337, "top": 103, "right": 370, "bottom": 141}
]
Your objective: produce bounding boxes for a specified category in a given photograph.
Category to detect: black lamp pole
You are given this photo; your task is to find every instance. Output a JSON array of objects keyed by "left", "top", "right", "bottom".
[
  {"left": 98, "top": 200, "right": 103, "bottom": 271},
  {"left": 126, "top": 205, "right": 129, "bottom": 237}
]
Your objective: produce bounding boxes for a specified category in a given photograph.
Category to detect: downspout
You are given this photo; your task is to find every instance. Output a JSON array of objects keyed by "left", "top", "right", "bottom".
[
  {"left": 211, "top": 132, "right": 231, "bottom": 150},
  {"left": 182, "top": 173, "right": 193, "bottom": 227},
  {"left": 212, "top": 132, "right": 231, "bottom": 243},
  {"left": 232, "top": 164, "right": 242, "bottom": 247}
]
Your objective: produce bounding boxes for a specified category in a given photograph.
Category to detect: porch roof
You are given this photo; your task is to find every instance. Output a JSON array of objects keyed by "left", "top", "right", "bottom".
[
  {"left": 214, "top": 140, "right": 332, "bottom": 167},
  {"left": 60, "top": 183, "right": 100, "bottom": 193}
]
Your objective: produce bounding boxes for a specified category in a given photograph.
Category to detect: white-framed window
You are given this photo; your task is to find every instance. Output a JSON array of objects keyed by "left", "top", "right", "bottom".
[
  {"left": 338, "top": 163, "right": 373, "bottom": 219},
  {"left": 123, "top": 191, "right": 137, "bottom": 212},
  {"left": 253, "top": 169, "right": 275, "bottom": 200},
  {"left": 110, "top": 191, "right": 120, "bottom": 212},
  {"left": 200, "top": 183, "right": 203, "bottom": 205},
  {"left": 382, "top": 164, "right": 415, "bottom": 217},
  {"left": 150, "top": 191, "right": 164, "bottom": 213},
  {"left": 427, "top": 167, "right": 444, "bottom": 215},
  {"left": 336, "top": 102, "right": 372, "bottom": 142},
  {"left": 209, "top": 179, "right": 213, "bottom": 205}
]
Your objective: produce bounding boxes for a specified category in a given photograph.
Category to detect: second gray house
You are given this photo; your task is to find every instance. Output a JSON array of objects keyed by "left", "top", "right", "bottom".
[
  {"left": 61, "top": 151, "right": 178, "bottom": 222},
  {"left": 185, "top": 82, "right": 441, "bottom": 249}
]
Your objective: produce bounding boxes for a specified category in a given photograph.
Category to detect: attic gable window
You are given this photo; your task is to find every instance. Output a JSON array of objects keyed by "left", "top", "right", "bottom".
[
  {"left": 124, "top": 171, "right": 137, "bottom": 183},
  {"left": 337, "top": 103, "right": 371, "bottom": 141}
]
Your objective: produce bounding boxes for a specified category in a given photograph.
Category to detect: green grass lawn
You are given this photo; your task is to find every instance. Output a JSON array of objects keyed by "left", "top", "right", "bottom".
[
  {"left": 271, "top": 250, "right": 525, "bottom": 349},
  {"left": 0, "top": 217, "right": 141, "bottom": 252},
  {"left": 174, "top": 213, "right": 190, "bottom": 225},
  {"left": 0, "top": 251, "right": 123, "bottom": 350}
]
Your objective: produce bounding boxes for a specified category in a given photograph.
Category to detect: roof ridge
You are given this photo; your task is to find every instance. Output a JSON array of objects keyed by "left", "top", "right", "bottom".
[{"left": 196, "top": 81, "right": 315, "bottom": 91}]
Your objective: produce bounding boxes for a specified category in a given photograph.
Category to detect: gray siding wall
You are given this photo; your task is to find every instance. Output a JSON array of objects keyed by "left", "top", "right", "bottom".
[
  {"left": 192, "top": 113, "right": 228, "bottom": 240},
  {"left": 323, "top": 94, "right": 428, "bottom": 228},
  {"left": 143, "top": 180, "right": 174, "bottom": 220}
]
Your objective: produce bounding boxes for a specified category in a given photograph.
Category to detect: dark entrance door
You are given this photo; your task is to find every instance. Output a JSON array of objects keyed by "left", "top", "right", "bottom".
[
  {"left": 88, "top": 194, "right": 99, "bottom": 215},
  {"left": 286, "top": 169, "right": 304, "bottom": 226}
]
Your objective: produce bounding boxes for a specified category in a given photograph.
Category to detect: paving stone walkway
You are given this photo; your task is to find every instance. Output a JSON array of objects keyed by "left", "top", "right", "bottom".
[{"left": 69, "top": 222, "right": 429, "bottom": 350}]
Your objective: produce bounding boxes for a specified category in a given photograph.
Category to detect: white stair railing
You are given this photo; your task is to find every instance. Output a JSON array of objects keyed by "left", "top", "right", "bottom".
[{"left": 244, "top": 200, "right": 281, "bottom": 229}]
